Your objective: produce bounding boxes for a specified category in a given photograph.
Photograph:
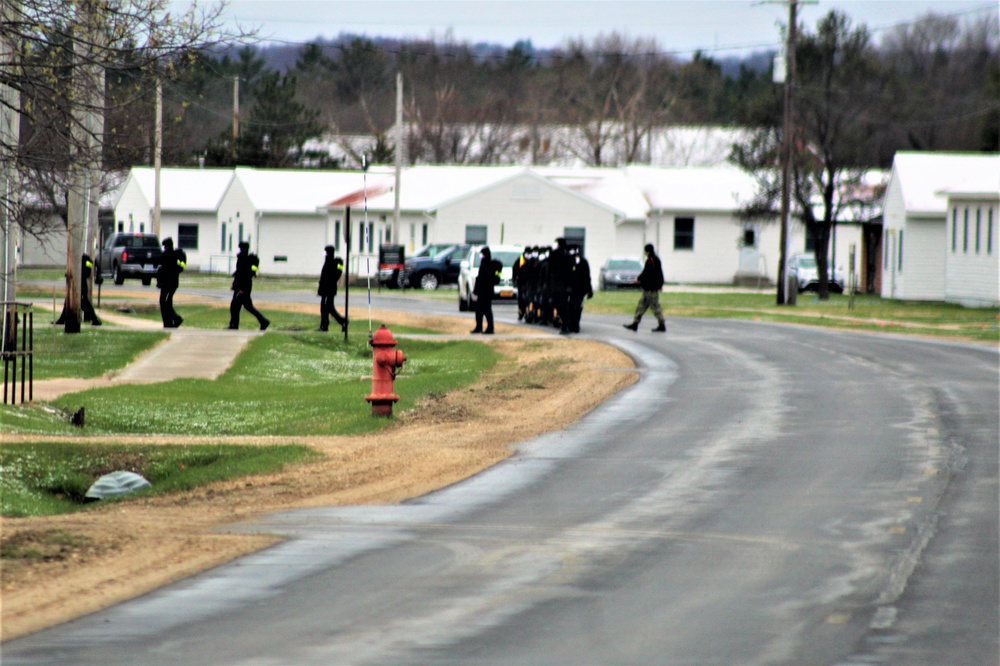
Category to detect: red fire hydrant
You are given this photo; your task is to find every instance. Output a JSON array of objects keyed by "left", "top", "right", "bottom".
[{"left": 366, "top": 325, "right": 406, "bottom": 417}]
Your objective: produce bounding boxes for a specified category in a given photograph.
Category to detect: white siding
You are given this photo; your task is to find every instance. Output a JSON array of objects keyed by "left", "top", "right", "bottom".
[
  {"left": 945, "top": 201, "right": 999, "bottom": 307},
  {"left": 157, "top": 213, "right": 217, "bottom": 272},
  {"left": 113, "top": 173, "right": 153, "bottom": 233},
  {"left": 257, "top": 216, "right": 328, "bottom": 276},
  {"left": 17, "top": 213, "right": 66, "bottom": 266},
  {"left": 881, "top": 167, "right": 907, "bottom": 299},
  {"left": 900, "top": 218, "right": 947, "bottom": 301},
  {"left": 436, "top": 172, "right": 619, "bottom": 288}
]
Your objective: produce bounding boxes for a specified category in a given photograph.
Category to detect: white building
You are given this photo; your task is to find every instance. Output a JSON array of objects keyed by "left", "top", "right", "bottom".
[
  {"left": 881, "top": 152, "right": 1000, "bottom": 302},
  {"left": 941, "top": 172, "right": 1000, "bottom": 307},
  {"left": 113, "top": 167, "right": 235, "bottom": 272},
  {"left": 109, "top": 163, "right": 887, "bottom": 291}
]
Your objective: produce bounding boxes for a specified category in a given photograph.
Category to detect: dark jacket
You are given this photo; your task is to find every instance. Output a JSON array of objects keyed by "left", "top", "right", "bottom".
[
  {"left": 231, "top": 251, "right": 259, "bottom": 293},
  {"left": 318, "top": 255, "right": 344, "bottom": 297},
  {"left": 474, "top": 257, "right": 501, "bottom": 299},
  {"left": 638, "top": 253, "right": 664, "bottom": 292},
  {"left": 157, "top": 248, "right": 185, "bottom": 290}
]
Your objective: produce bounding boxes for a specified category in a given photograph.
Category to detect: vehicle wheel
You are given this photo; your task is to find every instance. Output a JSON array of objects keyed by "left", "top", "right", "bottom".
[
  {"left": 113, "top": 264, "right": 124, "bottom": 285},
  {"left": 418, "top": 272, "right": 440, "bottom": 290},
  {"left": 142, "top": 277, "right": 152, "bottom": 286}
]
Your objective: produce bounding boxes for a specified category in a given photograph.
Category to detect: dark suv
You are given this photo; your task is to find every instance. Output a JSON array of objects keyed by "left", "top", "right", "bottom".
[
  {"left": 401, "top": 243, "right": 470, "bottom": 290},
  {"left": 98, "top": 232, "right": 162, "bottom": 285}
]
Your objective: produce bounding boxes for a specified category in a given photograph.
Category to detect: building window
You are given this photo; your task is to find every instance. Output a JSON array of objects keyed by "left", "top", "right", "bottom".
[
  {"left": 465, "top": 225, "right": 488, "bottom": 244},
  {"left": 178, "top": 224, "right": 198, "bottom": 250},
  {"left": 989, "top": 208, "right": 994, "bottom": 255},
  {"left": 221, "top": 222, "right": 227, "bottom": 251},
  {"left": 422, "top": 223, "right": 428, "bottom": 246},
  {"left": 963, "top": 208, "right": 969, "bottom": 253},
  {"left": 951, "top": 209, "right": 958, "bottom": 252},
  {"left": 238, "top": 222, "right": 244, "bottom": 244},
  {"left": 564, "top": 227, "right": 586, "bottom": 255},
  {"left": 358, "top": 222, "right": 364, "bottom": 253},
  {"left": 674, "top": 217, "right": 694, "bottom": 250},
  {"left": 976, "top": 208, "right": 982, "bottom": 254},
  {"left": 334, "top": 220, "right": 341, "bottom": 250},
  {"left": 898, "top": 230, "right": 904, "bottom": 272}
]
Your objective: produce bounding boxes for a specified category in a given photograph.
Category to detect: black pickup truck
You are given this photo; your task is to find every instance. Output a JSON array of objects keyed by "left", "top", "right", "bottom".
[{"left": 97, "top": 232, "right": 161, "bottom": 285}]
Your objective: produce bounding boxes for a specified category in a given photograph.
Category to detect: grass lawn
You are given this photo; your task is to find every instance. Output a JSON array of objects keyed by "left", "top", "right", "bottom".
[
  {"left": 0, "top": 442, "right": 319, "bottom": 517},
  {"left": 31, "top": 328, "right": 169, "bottom": 379},
  {"left": 587, "top": 290, "right": 1000, "bottom": 344},
  {"left": 3, "top": 332, "right": 501, "bottom": 437}
]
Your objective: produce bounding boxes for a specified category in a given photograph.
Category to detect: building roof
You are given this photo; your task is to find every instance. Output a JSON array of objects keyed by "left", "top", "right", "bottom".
[
  {"left": 123, "top": 167, "right": 234, "bottom": 212},
  {"left": 937, "top": 170, "right": 1000, "bottom": 200},
  {"left": 891, "top": 152, "right": 1000, "bottom": 216},
  {"left": 235, "top": 167, "right": 395, "bottom": 214},
  {"left": 626, "top": 165, "right": 759, "bottom": 213}
]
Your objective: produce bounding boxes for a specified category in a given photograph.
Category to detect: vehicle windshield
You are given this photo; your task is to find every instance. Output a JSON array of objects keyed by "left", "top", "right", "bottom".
[
  {"left": 473, "top": 249, "right": 522, "bottom": 268},
  {"left": 431, "top": 245, "right": 459, "bottom": 260},
  {"left": 608, "top": 259, "right": 642, "bottom": 270},
  {"left": 796, "top": 256, "right": 817, "bottom": 269}
]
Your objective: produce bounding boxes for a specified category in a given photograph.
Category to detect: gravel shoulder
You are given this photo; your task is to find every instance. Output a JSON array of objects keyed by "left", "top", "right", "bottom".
[{"left": 1, "top": 302, "right": 636, "bottom": 641}]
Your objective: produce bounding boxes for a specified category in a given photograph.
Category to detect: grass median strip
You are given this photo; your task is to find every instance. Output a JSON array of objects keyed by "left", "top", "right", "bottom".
[{"left": 0, "top": 442, "right": 320, "bottom": 517}]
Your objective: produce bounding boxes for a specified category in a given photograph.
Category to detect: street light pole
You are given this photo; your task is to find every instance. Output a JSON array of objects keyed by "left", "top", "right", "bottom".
[{"left": 777, "top": 0, "right": 798, "bottom": 306}]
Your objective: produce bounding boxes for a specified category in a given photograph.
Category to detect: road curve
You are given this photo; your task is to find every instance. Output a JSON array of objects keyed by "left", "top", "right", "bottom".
[{"left": 5, "top": 312, "right": 997, "bottom": 665}]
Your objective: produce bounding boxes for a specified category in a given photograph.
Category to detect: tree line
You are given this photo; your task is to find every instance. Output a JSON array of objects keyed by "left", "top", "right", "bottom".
[{"left": 154, "top": 7, "right": 998, "bottom": 171}]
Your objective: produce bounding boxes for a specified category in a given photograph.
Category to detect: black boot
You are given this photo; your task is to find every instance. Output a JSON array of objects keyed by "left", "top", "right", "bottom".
[
  {"left": 623, "top": 321, "right": 639, "bottom": 332},
  {"left": 652, "top": 321, "right": 666, "bottom": 332}
]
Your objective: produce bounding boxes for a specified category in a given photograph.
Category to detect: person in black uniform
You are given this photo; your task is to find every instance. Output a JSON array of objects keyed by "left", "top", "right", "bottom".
[
  {"left": 317, "top": 246, "right": 347, "bottom": 332},
  {"left": 228, "top": 241, "right": 270, "bottom": 330},
  {"left": 624, "top": 243, "right": 666, "bottom": 332},
  {"left": 80, "top": 253, "right": 101, "bottom": 326},
  {"left": 566, "top": 244, "right": 593, "bottom": 333},
  {"left": 156, "top": 237, "right": 185, "bottom": 328},
  {"left": 548, "top": 237, "right": 573, "bottom": 333},
  {"left": 471, "top": 246, "right": 500, "bottom": 334}
]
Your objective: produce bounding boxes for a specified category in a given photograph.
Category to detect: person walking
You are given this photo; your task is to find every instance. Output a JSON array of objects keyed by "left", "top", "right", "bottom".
[
  {"left": 317, "top": 245, "right": 347, "bottom": 332},
  {"left": 471, "top": 246, "right": 500, "bottom": 334},
  {"left": 624, "top": 243, "right": 666, "bottom": 333},
  {"left": 156, "top": 237, "right": 185, "bottom": 328},
  {"left": 80, "top": 253, "right": 102, "bottom": 326},
  {"left": 228, "top": 241, "right": 270, "bottom": 330},
  {"left": 567, "top": 245, "right": 593, "bottom": 333}
]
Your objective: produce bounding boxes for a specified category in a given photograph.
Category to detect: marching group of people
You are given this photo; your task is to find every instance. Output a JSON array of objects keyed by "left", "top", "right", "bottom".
[
  {"left": 86, "top": 236, "right": 664, "bottom": 336},
  {"left": 510, "top": 237, "right": 593, "bottom": 335}
]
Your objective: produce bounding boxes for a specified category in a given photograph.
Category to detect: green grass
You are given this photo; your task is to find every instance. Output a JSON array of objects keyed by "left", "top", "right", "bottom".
[
  {"left": 0, "top": 442, "right": 319, "bottom": 517},
  {"left": 30, "top": 328, "right": 169, "bottom": 379},
  {"left": 586, "top": 290, "right": 999, "bottom": 343},
  {"left": 114, "top": 302, "right": 438, "bottom": 333},
  {"left": 41, "top": 334, "right": 500, "bottom": 436}
]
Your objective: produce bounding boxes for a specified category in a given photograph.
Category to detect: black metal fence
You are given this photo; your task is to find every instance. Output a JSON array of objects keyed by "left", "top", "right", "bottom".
[{"left": 2, "top": 301, "right": 33, "bottom": 404}]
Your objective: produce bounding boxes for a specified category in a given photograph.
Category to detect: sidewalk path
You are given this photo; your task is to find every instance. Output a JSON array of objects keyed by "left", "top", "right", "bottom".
[{"left": 32, "top": 313, "right": 260, "bottom": 401}]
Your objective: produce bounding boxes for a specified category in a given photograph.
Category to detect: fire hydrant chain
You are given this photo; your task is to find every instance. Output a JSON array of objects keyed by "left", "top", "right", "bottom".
[{"left": 365, "top": 324, "right": 406, "bottom": 417}]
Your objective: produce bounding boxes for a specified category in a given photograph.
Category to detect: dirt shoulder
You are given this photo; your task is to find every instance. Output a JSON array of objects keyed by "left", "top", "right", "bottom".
[{"left": 1, "top": 304, "right": 637, "bottom": 641}]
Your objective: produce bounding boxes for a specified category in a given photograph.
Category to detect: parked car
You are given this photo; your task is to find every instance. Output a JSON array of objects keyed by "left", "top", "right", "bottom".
[
  {"left": 598, "top": 257, "right": 643, "bottom": 290},
  {"left": 401, "top": 243, "right": 470, "bottom": 290},
  {"left": 788, "top": 253, "right": 845, "bottom": 293},
  {"left": 457, "top": 244, "right": 524, "bottom": 312},
  {"left": 97, "top": 232, "right": 161, "bottom": 285}
]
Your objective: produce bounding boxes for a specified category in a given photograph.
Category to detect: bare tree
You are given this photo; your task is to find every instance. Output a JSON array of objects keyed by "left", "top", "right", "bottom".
[{"left": 0, "top": 0, "right": 249, "bottom": 330}]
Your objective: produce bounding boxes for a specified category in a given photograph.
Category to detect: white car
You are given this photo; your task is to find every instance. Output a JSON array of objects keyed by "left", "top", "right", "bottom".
[
  {"left": 457, "top": 244, "right": 524, "bottom": 312},
  {"left": 788, "top": 253, "right": 845, "bottom": 293}
]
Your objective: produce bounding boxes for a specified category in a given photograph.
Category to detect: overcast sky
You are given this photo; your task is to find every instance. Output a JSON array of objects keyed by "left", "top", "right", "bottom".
[{"left": 174, "top": 0, "right": 996, "bottom": 56}]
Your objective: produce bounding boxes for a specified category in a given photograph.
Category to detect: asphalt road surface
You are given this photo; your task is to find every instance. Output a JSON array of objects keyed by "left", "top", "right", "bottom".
[{"left": 6, "top": 298, "right": 998, "bottom": 665}]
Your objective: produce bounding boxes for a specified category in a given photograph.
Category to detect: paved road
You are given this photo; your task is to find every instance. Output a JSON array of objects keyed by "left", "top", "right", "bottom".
[{"left": 6, "top": 294, "right": 997, "bottom": 665}]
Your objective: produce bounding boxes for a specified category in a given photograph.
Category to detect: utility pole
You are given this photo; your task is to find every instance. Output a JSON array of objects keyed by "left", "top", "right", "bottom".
[
  {"left": 393, "top": 71, "right": 402, "bottom": 247},
  {"left": 232, "top": 76, "right": 240, "bottom": 165},
  {"left": 0, "top": 0, "right": 21, "bottom": 314},
  {"left": 153, "top": 78, "right": 162, "bottom": 237},
  {"left": 776, "top": 0, "right": 798, "bottom": 306},
  {"left": 65, "top": 0, "right": 105, "bottom": 333}
]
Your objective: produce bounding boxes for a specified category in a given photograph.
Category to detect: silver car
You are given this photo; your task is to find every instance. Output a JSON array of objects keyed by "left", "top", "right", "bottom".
[
  {"left": 788, "top": 253, "right": 845, "bottom": 293},
  {"left": 457, "top": 244, "right": 524, "bottom": 312}
]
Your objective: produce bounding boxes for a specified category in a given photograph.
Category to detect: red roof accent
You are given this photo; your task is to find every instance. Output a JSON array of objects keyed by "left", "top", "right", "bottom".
[{"left": 327, "top": 182, "right": 393, "bottom": 207}]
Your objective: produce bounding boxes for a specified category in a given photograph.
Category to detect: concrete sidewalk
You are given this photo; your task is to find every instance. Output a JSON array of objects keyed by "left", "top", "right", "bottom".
[{"left": 32, "top": 313, "right": 260, "bottom": 401}]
